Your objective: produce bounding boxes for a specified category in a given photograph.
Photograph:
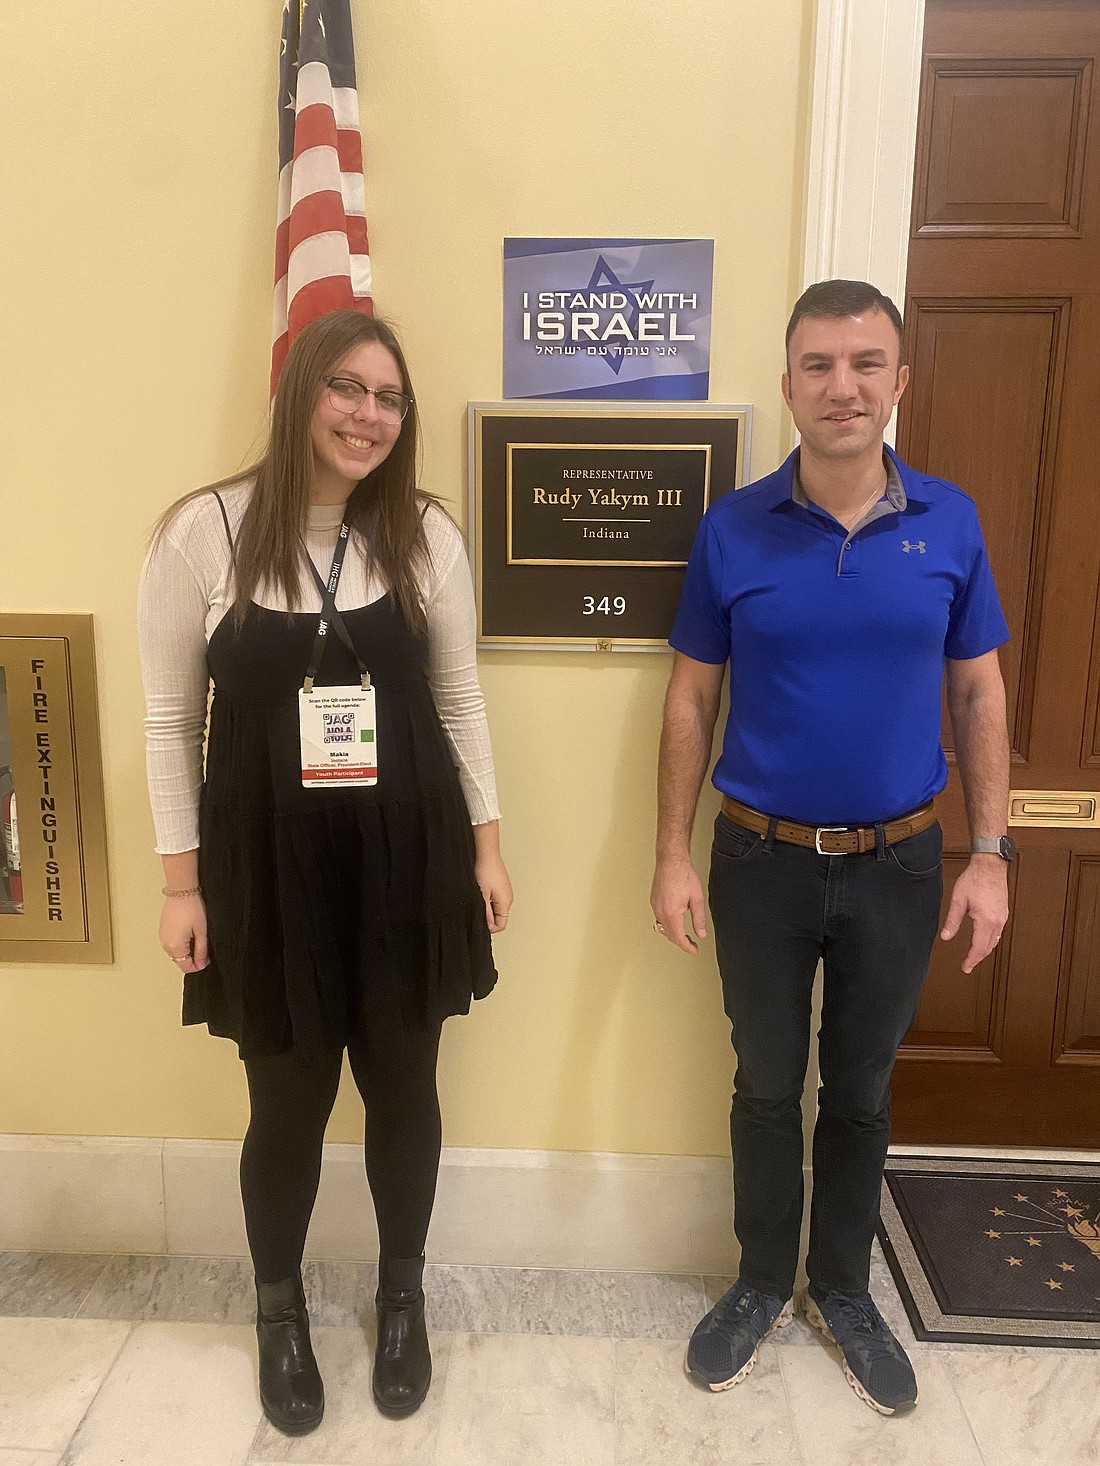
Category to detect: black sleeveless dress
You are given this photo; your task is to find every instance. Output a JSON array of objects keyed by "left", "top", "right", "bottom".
[{"left": 183, "top": 572, "right": 497, "bottom": 1062}]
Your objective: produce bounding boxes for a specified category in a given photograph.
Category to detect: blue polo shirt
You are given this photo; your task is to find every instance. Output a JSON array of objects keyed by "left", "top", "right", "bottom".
[{"left": 670, "top": 446, "right": 1009, "bottom": 825}]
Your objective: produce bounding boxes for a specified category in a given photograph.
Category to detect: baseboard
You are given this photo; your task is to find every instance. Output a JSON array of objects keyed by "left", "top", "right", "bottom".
[
  {"left": 9, "top": 1132, "right": 1040, "bottom": 1273},
  {"left": 0, "top": 1134, "right": 749, "bottom": 1274}
]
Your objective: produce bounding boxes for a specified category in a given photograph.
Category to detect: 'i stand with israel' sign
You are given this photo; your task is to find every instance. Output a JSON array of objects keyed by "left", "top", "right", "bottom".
[{"left": 503, "top": 239, "right": 713, "bottom": 401}]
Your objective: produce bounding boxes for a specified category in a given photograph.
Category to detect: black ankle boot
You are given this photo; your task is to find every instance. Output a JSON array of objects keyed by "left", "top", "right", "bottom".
[
  {"left": 256, "top": 1275, "right": 324, "bottom": 1435},
  {"left": 372, "top": 1255, "right": 431, "bottom": 1417}
]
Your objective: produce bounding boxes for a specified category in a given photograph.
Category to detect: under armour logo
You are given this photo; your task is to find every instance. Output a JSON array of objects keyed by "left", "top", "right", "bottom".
[{"left": 902, "top": 540, "right": 926, "bottom": 554}]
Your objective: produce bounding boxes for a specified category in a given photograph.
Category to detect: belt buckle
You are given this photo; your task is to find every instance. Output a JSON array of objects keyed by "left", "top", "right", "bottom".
[{"left": 815, "top": 825, "right": 849, "bottom": 855}]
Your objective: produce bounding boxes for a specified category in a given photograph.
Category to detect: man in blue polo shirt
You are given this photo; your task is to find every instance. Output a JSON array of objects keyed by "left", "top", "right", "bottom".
[{"left": 651, "top": 279, "right": 1012, "bottom": 1416}]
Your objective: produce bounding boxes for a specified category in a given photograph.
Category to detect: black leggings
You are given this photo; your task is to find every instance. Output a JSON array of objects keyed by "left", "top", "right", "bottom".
[{"left": 240, "top": 1017, "right": 443, "bottom": 1284}]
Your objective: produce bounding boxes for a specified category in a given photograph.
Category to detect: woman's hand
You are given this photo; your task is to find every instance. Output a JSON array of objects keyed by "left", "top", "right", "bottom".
[
  {"left": 158, "top": 851, "right": 209, "bottom": 972},
  {"left": 159, "top": 893, "right": 210, "bottom": 972},
  {"left": 472, "top": 820, "right": 513, "bottom": 934}
]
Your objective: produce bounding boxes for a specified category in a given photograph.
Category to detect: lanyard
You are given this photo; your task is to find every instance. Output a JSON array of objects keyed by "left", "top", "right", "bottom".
[{"left": 302, "top": 519, "right": 372, "bottom": 693}]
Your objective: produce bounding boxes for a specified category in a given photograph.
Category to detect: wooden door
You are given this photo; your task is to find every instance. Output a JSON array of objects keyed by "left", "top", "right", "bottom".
[{"left": 892, "top": 0, "right": 1100, "bottom": 1145}]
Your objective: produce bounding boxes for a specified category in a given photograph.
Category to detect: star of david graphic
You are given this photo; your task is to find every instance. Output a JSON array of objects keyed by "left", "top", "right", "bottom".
[{"left": 568, "top": 256, "right": 655, "bottom": 376}]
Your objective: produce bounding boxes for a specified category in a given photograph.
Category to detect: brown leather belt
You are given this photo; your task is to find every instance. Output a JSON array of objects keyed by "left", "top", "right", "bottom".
[{"left": 720, "top": 796, "right": 936, "bottom": 855}]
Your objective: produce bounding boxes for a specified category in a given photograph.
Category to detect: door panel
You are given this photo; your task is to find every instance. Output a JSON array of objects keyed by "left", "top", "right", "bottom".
[
  {"left": 913, "top": 56, "right": 1092, "bottom": 237},
  {"left": 901, "top": 297, "right": 1068, "bottom": 761},
  {"left": 1053, "top": 854, "right": 1100, "bottom": 1061},
  {"left": 903, "top": 853, "right": 1013, "bottom": 1057}
]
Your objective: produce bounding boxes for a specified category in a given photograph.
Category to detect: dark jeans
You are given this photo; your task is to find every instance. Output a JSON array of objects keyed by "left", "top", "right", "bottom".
[{"left": 708, "top": 811, "right": 943, "bottom": 1299}]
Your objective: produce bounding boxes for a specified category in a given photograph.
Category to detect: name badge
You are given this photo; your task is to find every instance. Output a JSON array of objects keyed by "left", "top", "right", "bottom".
[{"left": 298, "top": 686, "right": 378, "bottom": 787}]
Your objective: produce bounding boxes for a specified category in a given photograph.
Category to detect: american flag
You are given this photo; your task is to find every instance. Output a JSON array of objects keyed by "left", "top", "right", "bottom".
[{"left": 271, "top": 0, "right": 373, "bottom": 395}]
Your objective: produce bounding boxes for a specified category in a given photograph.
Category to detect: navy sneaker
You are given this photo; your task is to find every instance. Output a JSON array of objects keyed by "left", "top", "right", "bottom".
[
  {"left": 802, "top": 1287, "right": 918, "bottom": 1415},
  {"left": 686, "top": 1279, "right": 793, "bottom": 1390}
]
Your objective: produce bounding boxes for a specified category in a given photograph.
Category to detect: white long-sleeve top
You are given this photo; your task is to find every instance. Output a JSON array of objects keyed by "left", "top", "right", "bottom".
[{"left": 138, "top": 482, "right": 500, "bottom": 854}]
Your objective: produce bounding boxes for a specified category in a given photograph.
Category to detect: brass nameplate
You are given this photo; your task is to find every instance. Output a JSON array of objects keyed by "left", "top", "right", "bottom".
[{"left": 505, "top": 442, "right": 711, "bottom": 567}]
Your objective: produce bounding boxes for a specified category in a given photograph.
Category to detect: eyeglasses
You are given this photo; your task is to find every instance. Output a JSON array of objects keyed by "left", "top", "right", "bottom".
[{"left": 323, "top": 376, "right": 413, "bottom": 422}]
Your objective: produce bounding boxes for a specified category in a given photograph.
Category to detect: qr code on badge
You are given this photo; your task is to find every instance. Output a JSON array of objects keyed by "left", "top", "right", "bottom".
[{"left": 323, "top": 712, "right": 355, "bottom": 743}]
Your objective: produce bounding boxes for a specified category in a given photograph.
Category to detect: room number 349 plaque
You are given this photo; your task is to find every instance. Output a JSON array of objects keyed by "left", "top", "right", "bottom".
[{"left": 470, "top": 403, "right": 750, "bottom": 650}]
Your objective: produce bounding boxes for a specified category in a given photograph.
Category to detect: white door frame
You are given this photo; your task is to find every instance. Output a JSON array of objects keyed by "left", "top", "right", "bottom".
[
  {"left": 796, "top": 0, "right": 927, "bottom": 1136},
  {"left": 802, "top": 0, "right": 926, "bottom": 441}
]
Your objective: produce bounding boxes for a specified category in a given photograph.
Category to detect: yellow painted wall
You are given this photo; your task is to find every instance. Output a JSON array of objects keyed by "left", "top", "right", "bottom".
[{"left": 0, "top": 0, "right": 812, "bottom": 1153}]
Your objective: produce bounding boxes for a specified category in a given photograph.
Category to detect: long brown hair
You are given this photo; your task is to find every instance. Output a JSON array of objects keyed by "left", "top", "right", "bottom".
[{"left": 155, "top": 311, "right": 433, "bottom": 633}]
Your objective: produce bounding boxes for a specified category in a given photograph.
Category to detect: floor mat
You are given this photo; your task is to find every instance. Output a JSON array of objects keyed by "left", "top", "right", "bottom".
[{"left": 877, "top": 1155, "right": 1100, "bottom": 1347}]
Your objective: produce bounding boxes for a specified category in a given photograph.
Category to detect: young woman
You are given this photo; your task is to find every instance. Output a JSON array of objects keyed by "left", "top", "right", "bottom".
[{"left": 139, "top": 311, "right": 511, "bottom": 1434}]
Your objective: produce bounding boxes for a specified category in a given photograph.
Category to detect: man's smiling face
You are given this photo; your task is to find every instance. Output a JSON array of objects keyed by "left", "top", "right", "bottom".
[{"left": 782, "top": 308, "right": 909, "bottom": 464}]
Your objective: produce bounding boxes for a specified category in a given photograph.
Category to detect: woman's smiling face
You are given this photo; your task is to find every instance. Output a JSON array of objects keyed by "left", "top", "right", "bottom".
[{"left": 309, "top": 340, "right": 405, "bottom": 500}]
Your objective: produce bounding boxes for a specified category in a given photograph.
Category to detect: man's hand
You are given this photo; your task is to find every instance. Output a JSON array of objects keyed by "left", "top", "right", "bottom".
[
  {"left": 652, "top": 652, "right": 724, "bottom": 956},
  {"left": 943, "top": 650, "right": 1010, "bottom": 974},
  {"left": 940, "top": 855, "right": 1008, "bottom": 973},
  {"left": 651, "top": 853, "right": 708, "bottom": 955}
]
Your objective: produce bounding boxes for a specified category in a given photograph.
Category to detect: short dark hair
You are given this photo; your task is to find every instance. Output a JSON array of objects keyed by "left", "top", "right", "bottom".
[{"left": 785, "top": 279, "right": 905, "bottom": 365}]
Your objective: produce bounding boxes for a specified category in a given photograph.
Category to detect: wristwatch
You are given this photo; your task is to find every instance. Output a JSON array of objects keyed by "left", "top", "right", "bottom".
[{"left": 971, "top": 835, "right": 1018, "bottom": 862}]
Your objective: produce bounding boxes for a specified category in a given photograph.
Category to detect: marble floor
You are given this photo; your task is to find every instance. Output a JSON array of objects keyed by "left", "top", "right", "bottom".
[{"left": 0, "top": 1245, "right": 1097, "bottom": 1465}]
